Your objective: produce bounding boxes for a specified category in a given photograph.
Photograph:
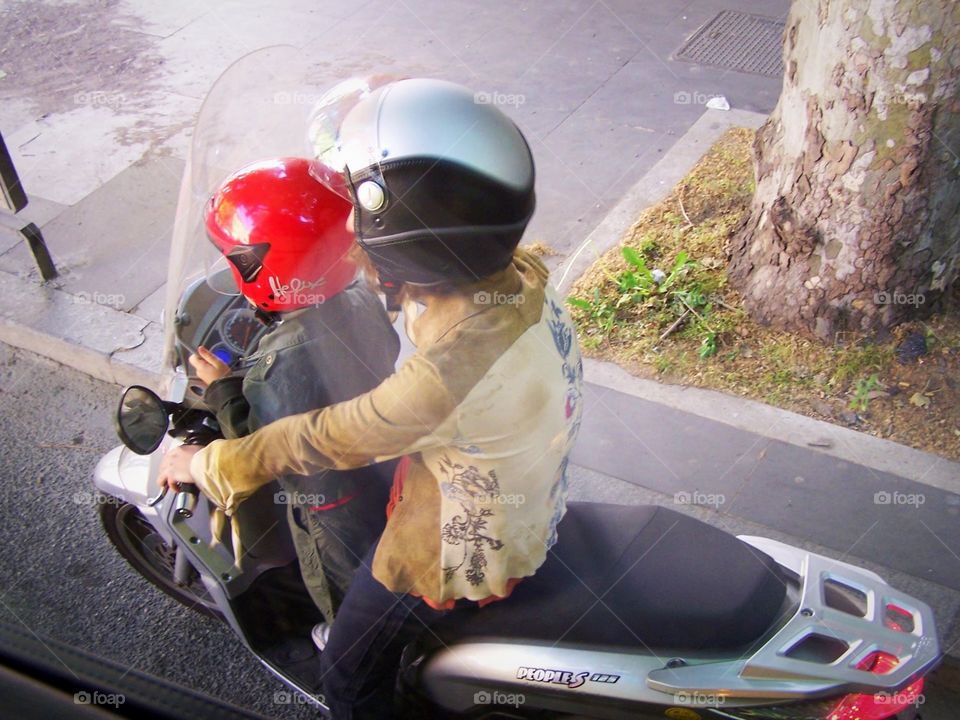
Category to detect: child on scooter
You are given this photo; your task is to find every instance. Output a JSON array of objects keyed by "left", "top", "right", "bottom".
[{"left": 189, "top": 156, "right": 399, "bottom": 624}]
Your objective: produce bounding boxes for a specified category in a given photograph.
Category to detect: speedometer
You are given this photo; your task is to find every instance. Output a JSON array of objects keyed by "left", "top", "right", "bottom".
[{"left": 218, "top": 309, "right": 261, "bottom": 355}]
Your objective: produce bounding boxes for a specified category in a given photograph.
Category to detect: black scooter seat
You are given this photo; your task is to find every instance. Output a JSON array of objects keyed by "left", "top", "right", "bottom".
[{"left": 434, "top": 502, "right": 788, "bottom": 650}]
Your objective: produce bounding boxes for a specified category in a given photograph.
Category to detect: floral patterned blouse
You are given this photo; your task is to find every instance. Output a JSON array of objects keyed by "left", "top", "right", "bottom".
[{"left": 191, "top": 250, "right": 584, "bottom": 604}]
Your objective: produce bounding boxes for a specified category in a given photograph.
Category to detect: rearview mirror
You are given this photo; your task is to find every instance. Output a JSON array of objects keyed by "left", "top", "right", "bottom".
[{"left": 115, "top": 386, "right": 169, "bottom": 455}]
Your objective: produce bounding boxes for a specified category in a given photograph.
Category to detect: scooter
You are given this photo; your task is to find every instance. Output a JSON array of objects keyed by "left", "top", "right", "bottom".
[{"left": 92, "top": 46, "right": 940, "bottom": 719}]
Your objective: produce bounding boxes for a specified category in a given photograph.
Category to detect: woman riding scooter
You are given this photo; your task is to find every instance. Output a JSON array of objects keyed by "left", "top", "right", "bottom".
[{"left": 159, "top": 78, "right": 583, "bottom": 719}]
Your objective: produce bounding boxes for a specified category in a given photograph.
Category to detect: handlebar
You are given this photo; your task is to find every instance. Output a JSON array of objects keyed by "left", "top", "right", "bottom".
[
  {"left": 146, "top": 482, "right": 199, "bottom": 511},
  {"left": 147, "top": 433, "right": 209, "bottom": 513}
]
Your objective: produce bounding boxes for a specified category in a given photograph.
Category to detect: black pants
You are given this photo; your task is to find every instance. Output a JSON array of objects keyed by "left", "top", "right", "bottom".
[{"left": 319, "top": 541, "right": 448, "bottom": 719}]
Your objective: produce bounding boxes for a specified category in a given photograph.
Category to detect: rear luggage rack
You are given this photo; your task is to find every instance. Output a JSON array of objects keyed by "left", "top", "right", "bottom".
[{"left": 646, "top": 537, "right": 940, "bottom": 700}]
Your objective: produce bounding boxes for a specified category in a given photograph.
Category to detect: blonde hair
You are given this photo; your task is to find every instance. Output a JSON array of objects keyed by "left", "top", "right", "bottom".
[{"left": 348, "top": 242, "right": 381, "bottom": 293}]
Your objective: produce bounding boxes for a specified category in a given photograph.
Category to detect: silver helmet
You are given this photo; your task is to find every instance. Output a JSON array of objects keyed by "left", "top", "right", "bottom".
[{"left": 310, "top": 78, "right": 535, "bottom": 287}]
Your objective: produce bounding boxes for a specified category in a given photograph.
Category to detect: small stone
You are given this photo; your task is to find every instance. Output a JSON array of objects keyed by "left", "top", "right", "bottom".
[
  {"left": 840, "top": 410, "right": 860, "bottom": 425},
  {"left": 807, "top": 437, "right": 834, "bottom": 448},
  {"left": 896, "top": 332, "right": 927, "bottom": 364}
]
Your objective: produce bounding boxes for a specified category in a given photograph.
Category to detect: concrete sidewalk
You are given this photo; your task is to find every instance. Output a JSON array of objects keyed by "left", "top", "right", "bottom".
[{"left": 1, "top": 0, "right": 959, "bottom": 665}]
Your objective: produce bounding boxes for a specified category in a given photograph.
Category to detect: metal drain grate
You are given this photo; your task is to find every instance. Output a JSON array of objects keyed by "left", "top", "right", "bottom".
[{"left": 675, "top": 10, "right": 785, "bottom": 78}]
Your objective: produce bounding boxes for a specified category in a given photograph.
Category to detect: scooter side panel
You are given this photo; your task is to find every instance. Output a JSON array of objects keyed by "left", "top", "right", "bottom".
[
  {"left": 415, "top": 641, "right": 779, "bottom": 719},
  {"left": 92, "top": 444, "right": 176, "bottom": 546}
]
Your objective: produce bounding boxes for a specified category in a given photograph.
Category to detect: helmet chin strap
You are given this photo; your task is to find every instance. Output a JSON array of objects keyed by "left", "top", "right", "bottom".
[
  {"left": 347, "top": 166, "right": 415, "bottom": 316},
  {"left": 254, "top": 307, "right": 280, "bottom": 326},
  {"left": 379, "top": 277, "right": 403, "bottom": 312}
]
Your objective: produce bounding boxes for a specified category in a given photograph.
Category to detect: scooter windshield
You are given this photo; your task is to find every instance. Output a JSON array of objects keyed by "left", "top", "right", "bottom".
[{"left": 161, "top": 46, "right": 326, "bottom": 385}]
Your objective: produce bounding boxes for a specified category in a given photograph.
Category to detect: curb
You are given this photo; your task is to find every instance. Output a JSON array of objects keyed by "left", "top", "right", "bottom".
[
  {"left": 584, "top": 358, "right": 960, "bottom": 495},
  {"left": 0, "top": 269, "right": 163, "bottom": 390}
]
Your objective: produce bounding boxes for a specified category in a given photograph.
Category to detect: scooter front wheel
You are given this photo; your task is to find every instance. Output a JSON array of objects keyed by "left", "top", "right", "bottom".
[{"left": 100, "top": 496, "right": 222, "bottom": 620}]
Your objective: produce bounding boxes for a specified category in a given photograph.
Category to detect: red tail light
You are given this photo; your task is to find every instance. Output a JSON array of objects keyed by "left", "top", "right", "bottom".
[
  {"left": 883, "top": 604, "right": 915, "bottom": 634},
  {"left": 827, "top": 651, "right": 924, "bottom": 720}
]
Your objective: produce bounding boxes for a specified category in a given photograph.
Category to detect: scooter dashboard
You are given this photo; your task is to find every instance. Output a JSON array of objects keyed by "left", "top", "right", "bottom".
[{"left": 172, "top": 276, "right": 269, "bottom": 403}]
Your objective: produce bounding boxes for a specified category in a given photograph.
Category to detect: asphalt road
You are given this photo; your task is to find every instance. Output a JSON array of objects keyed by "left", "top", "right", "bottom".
[
  {"left": 0, "top": 342, "right": 957, "bottom": 719},
  {"left": 0, "top": 343, "right": 314, "bottom": 719}
]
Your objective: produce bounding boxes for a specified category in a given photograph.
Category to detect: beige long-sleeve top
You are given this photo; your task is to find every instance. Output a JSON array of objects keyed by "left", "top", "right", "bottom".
[{"left": 190, "top": 250, "right": 584, "bottom": 604}]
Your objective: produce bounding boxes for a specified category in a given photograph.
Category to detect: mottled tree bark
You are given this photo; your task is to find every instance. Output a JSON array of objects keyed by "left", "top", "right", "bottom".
[{"left": 728, "top": 0, "right": 960, "bottom": 340}]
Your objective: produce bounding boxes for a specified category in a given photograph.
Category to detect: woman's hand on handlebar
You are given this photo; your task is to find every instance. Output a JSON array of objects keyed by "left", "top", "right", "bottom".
[
  {"left": 158, "top": 445, "right": 202, "bottom": 491},
  {"left": 189, "top": 346, "right": 230, "bottom": 386}
]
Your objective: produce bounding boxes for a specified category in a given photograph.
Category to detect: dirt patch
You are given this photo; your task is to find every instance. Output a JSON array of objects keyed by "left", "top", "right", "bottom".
[
  {"left": 568, "top": 128, "right": 960, "bottom": 462},
  {"left": 0, "top": 0, "right": 166, "bottom": 126}
]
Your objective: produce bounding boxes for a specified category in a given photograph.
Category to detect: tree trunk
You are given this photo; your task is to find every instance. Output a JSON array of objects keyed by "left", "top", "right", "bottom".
[{"left": 728, "top": 0, "right": 960, "bottom": 341}]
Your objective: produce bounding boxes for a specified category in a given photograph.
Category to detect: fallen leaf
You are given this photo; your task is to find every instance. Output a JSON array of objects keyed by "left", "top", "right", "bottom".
[{"left": 909, "top": 392, "right": 930, "bottom": 408}]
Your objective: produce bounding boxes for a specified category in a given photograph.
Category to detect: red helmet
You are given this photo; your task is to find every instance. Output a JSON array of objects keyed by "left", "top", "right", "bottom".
[{"left": 205, "top": 157, "right": 356, "bottom": 312}]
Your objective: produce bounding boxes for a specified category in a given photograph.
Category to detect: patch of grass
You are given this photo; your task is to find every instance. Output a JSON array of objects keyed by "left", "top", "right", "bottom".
[
  {"left": 828, "top": 344, "right": 895, "bottom": 390},
  {"left": 850, "top": 374, "right": 882, "bottom": 413},
  {"left": 568, "top": 127, "right": 755, "bottom": 370},
  {"left": 566, "top": 127, "right": 960, "bottom": 462}
]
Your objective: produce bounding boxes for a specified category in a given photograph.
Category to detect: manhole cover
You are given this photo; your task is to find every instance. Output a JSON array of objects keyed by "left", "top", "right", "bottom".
[{"left": 675, "top": 10, "right": 785, "bottom": 78}]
